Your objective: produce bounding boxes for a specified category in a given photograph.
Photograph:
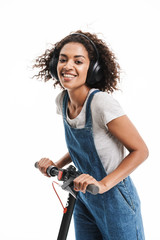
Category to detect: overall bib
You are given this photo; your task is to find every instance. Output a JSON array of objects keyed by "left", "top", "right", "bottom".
[{"left": 62, "top": 90, "right": 145, "bottom": 240}]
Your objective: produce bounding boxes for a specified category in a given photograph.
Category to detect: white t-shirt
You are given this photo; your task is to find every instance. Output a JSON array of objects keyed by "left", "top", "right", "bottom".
[{"left": 55, "top": 88, "right": 126, "bottom": 174}]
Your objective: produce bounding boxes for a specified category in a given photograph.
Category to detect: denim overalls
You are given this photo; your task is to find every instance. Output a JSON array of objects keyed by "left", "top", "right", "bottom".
[{"left": 62, "top": 90, "right": 145, "bottom": 240}]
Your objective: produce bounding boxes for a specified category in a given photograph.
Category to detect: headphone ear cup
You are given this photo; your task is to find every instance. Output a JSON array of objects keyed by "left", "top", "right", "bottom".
[
  {"left": 94, "top": 63, "right": 103, "bottom": 83},
  {"left": 49, "top": 53, "right": 59, "bottom": 80},
  {"left": 86, "top": 61, "right": 103, "bottom": 85}
]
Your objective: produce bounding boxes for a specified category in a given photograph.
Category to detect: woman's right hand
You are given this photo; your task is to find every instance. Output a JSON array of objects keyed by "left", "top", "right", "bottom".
[{"left": 37, "top": 158, "right": 57, "bottom": 177}]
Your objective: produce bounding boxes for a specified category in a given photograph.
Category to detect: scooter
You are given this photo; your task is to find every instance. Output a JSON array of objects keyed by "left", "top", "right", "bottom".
[{"left": 35, "top": 163, "right": 99, "bottom": 240}]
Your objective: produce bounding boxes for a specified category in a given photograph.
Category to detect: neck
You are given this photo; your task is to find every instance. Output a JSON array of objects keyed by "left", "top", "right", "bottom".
[{"left": 67, "top": 86, "right": 91, "bottom": 109}]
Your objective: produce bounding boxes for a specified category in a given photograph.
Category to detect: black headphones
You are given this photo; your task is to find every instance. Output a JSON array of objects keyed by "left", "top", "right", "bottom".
[{"left": 49, "top": 33, "right": 103, "bottom": 85}]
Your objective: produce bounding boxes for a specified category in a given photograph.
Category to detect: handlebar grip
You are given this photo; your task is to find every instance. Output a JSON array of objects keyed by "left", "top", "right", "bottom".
[
  {"left": 46, "top": 165, "right": 58, "bottom": 177},
  {"left": 35, "top": 162, "right": 39, "bottom": 168},
  {"left": 86, "top": 184, "right": 99, "bottom": 195},
  {"left": 34, "top": 162, "right": 58, "bottom": 177}
]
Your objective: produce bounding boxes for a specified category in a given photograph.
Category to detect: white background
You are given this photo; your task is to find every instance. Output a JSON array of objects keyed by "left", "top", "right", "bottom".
[{"left": 0, "top": 0, "right": 160, "bottom": 239}]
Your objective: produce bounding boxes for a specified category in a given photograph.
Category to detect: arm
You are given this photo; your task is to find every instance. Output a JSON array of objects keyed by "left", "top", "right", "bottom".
[
  {"left": 99, "top": 115, "right": 149, "bottom": 192},
  {"left": 55, "top": 152, "right": 72, "bottom": 168},
  {"left": 74, "top": 115, "right": 149, "bottom": 194}
]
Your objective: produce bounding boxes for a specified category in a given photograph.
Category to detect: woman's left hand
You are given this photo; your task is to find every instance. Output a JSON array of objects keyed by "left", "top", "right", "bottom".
[{"left": 73, "top": 174, "right": 106, "bottom": 194}]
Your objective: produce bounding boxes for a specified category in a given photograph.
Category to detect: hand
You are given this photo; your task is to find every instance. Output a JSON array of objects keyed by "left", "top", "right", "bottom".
[
  {"left": 37, "top": 158, "right": 56, "bottom": 177},
  {"left": 73, "top": 174, "right": 107, "bottom": 194}
]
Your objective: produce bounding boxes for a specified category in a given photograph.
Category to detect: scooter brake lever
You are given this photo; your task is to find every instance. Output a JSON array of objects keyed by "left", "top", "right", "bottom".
[{"left": 61, "top": 177, "right": 77, "bottom": 199}]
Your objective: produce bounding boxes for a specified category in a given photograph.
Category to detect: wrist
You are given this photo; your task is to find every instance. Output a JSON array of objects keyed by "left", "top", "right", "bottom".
[{"left": 98, "top": 180, "right": 109, "bottom": 194}]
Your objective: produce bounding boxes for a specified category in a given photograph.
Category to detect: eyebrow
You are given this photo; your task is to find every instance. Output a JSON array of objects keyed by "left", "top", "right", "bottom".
[{"left": 59, "top": 54, "right": 86, "bottom": 59}]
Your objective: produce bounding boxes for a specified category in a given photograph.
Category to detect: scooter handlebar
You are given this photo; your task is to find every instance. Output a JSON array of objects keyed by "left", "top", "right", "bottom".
[{"left": 35, "top": 162, "right": 99, "bottom": 195}]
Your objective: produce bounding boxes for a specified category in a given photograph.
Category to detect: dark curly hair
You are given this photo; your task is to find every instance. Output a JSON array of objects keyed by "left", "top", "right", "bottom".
[{"left": 32, "top": 30, "right": 121, "bottom": 92}]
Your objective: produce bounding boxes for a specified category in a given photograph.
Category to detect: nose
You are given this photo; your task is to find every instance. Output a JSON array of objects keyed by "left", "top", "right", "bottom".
[{"left": 63, "top": 59, "right": 74, "bottom": 71}]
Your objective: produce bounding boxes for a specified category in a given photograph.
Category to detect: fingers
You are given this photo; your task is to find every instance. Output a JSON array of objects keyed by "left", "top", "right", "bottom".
[
  {"left": 37, "top": 158, "right": 54, "bottom": 177},
  {"left": 73, "top": 174, "right": 97, "bottom": 193}
]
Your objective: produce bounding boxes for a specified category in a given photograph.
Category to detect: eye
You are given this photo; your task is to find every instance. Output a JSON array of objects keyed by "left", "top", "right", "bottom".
[
  {"left": 59, "top": 58, "right": 66, "bottom": 63},
  {"left": 75, "top": 60, "right": 83, "bottom": 64}
]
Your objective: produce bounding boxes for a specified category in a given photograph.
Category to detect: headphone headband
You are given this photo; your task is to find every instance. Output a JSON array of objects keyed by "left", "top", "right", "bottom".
[{"left": 71, "top": 33, "right": 99, "bottom": 61}]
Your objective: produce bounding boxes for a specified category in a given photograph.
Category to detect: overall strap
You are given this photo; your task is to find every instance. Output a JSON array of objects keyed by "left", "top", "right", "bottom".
[
  {"left": 62, "top": 90, "right": 68, "bottom": 120},
  {"left": 85, "top": 90, "right": 100, "bottom": 128}
]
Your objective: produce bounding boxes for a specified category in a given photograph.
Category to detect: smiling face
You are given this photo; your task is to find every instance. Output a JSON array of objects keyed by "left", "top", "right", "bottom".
[{"left": 57, "top": 42, "right": 90, "bottom": 91}]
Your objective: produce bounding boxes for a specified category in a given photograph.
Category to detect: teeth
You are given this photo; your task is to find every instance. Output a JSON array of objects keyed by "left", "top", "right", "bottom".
[{"left": 63, "top": 74, "right": 76, "bottom": 78}]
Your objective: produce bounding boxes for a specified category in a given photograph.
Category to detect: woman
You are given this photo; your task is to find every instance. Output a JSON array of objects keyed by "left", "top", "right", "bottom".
[{"left": 33, "top": 30, "right": 149, "bottom": 239}]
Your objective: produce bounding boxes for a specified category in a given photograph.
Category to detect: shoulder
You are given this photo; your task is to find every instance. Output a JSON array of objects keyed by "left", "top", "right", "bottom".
[
  {"left": 92, "top": 91, "right": 120, "bottom": 111},
  {"left": 91, "top": 91, "right": 125, "bottom": 125},
  {"left": 55, "top": 90, "right": 66, "bottom": 115}
]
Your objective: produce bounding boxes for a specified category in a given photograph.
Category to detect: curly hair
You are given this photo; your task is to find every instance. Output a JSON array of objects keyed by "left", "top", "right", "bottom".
[{"left": 32, "top": 30, "right": 121, "bottom": 92}]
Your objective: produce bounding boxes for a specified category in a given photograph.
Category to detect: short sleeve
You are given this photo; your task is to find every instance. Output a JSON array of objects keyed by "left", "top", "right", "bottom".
[
  {"left": 55, "top": 90, "right": 65, "bottom": 115},
  {"left": 92, "top": 92, "right": 125, "bottom": 127}
]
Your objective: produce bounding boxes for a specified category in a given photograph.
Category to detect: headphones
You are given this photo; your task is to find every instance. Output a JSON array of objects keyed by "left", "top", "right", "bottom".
[{"left": 49, "top": 33, "right": 103, "bottom": 85}]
